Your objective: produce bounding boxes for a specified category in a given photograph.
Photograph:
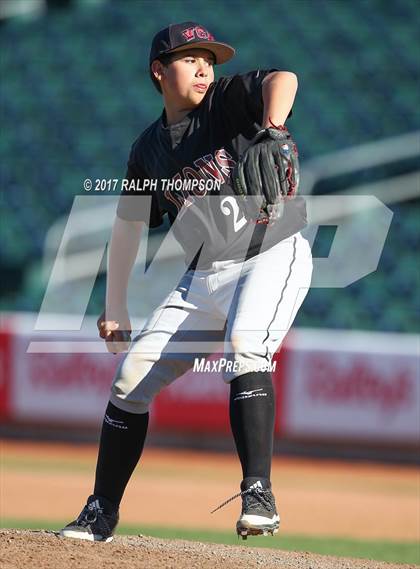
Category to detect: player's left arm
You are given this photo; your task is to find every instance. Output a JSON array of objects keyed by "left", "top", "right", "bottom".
[{"left": 261, "top": 71, "right": 298, "bottom": 127}]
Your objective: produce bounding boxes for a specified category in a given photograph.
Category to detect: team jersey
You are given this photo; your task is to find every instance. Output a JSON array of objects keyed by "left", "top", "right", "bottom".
[{"left": 117, "top": 69, "right": 307, "bottom": 269}]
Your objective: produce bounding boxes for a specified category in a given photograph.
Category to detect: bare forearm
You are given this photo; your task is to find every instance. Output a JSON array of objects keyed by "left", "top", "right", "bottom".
[
  {"left": 106, "top": 216, "right": 143, "bottom": 314},
  {"left": 262, "top": 71, "right": 298, "bottom": 128}
]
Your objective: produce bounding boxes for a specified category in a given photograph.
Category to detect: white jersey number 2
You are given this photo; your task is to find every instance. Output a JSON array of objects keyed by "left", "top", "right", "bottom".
[{"left": 220, "top": 196, "right": 247, "bottom": 233}]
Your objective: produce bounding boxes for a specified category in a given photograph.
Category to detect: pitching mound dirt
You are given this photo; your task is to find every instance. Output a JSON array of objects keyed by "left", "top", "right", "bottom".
[{"left": 0, "top": 530, "right": 415, "bottom": 569}]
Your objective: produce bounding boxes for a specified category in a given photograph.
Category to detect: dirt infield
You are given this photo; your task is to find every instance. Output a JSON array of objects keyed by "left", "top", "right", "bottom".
[
  {"left": 2, "top": 441, "right": 419, "bottom": 542},
  {"left": 1, "top": 530, "right": 417, "bottom": 569}
]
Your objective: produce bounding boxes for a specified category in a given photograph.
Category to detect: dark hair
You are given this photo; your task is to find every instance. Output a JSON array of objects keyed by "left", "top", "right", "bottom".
[{"left": 150, "top": 53, "right": 175, "bottom": 94}]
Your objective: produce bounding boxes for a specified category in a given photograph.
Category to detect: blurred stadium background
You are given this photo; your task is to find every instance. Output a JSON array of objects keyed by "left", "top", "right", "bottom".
[
  {"left": 0, "top": 0, "right": 419, "bottom": 563},
  {"left": 0, "top": 0, "right": 419, "bottom": 325}
]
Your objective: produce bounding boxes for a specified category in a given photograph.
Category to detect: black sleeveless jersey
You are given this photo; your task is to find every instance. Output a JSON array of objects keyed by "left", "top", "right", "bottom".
[{"left": 117, "top": 70, "right": 307, "bottom": 269}]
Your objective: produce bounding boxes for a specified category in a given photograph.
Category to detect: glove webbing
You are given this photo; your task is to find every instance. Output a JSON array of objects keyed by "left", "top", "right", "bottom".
[{"left": 269, "top": 118, "right": 297, "bottom": 197}]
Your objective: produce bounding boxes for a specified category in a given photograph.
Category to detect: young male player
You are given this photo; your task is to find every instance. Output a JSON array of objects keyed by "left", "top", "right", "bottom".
[{"left": 60, "top": 21, "right": 312, "bottom": 542}]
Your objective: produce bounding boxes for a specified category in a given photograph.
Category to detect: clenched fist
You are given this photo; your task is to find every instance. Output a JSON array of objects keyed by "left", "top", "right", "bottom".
[{"left": 97, "top": 308, "right": 132, "bottom": 354}]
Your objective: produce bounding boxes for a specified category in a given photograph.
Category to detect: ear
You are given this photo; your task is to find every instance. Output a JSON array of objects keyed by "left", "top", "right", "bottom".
[{"left": 151, "top": 60, "right": 164, "bottom": 82}]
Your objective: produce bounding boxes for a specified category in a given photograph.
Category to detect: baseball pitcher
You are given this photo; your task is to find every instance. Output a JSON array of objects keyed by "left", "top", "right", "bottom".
[{"left": 60, "top": 21, "right": 312, "bottom": 542}]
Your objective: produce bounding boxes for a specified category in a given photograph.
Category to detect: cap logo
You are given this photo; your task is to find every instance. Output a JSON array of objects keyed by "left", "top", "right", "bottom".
[{"left": 182, "top": 26, "right": 215, "bottom": 42}]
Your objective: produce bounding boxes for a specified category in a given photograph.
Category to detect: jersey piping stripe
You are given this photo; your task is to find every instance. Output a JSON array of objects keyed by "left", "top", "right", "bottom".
[{"left": 262, "top": 236, "right": 297, "bottom": 357}]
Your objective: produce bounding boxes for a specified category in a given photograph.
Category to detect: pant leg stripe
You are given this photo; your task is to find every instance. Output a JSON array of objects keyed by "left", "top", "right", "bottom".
[{"left": 262, "top": 236, "right": 297, "bottom": 351}]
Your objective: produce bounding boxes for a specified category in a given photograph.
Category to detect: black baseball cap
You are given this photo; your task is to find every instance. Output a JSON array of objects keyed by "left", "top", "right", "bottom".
[{"left": 149, "top": 21, "right": 235, "bottom": 65}]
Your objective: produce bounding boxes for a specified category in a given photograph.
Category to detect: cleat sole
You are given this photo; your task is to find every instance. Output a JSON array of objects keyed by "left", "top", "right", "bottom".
[
  {"left": 59, "top": 529, "right": 113, "bottom": 543},
  {"left": 236, "top": 520, "right": 280, "bottom": 539}
]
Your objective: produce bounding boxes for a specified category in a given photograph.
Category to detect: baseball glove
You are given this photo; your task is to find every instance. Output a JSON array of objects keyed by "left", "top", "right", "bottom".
[{"left": 232, "top": 125, "right": 299, "bottom": 224}]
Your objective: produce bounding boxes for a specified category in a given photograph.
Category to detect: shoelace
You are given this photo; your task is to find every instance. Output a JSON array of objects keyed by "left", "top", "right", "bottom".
[
  {"left": 78, "top": 502, "right": 103, "bottom": 526},
  {"left": 211, "top": 487, "right": 273, "bottom": 514}
]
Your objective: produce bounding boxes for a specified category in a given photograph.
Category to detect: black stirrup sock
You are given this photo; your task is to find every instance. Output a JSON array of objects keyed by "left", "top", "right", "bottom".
[
  {"left": 93, "top": 401, "right": 149, "bottom": 508},
  {"left": 229, "top": 371, "right": 275, "bottom": 480}
]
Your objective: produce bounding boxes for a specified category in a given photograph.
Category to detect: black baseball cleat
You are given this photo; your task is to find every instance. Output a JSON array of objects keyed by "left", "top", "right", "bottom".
[
  {"left": 211, "top": 476, "right": 280, "bottom": 540},
  {"left": 236, "top": 477, "right": 280, "bottom": 540},
  {"left": 59, "top": 495, "right": 119, "bottom": 542}
]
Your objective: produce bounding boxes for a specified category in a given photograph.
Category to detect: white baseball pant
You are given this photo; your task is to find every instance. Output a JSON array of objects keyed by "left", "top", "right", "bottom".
[{"left": 110, "top": 232, "right": 312, "bottom": 414}]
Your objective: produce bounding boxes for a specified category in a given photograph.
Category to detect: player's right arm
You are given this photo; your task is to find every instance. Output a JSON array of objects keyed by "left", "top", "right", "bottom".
[
  {"left": 98, "top": 139, "right": 164, "bottom": 353},
  {"left": 97, "top": 216, "right": 144, "bottom": 353}
]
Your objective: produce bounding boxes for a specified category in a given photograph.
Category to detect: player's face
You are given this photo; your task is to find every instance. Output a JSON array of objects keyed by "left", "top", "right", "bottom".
[{"left": 161, "top": 49, "right": 215, "bottom": 108}]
